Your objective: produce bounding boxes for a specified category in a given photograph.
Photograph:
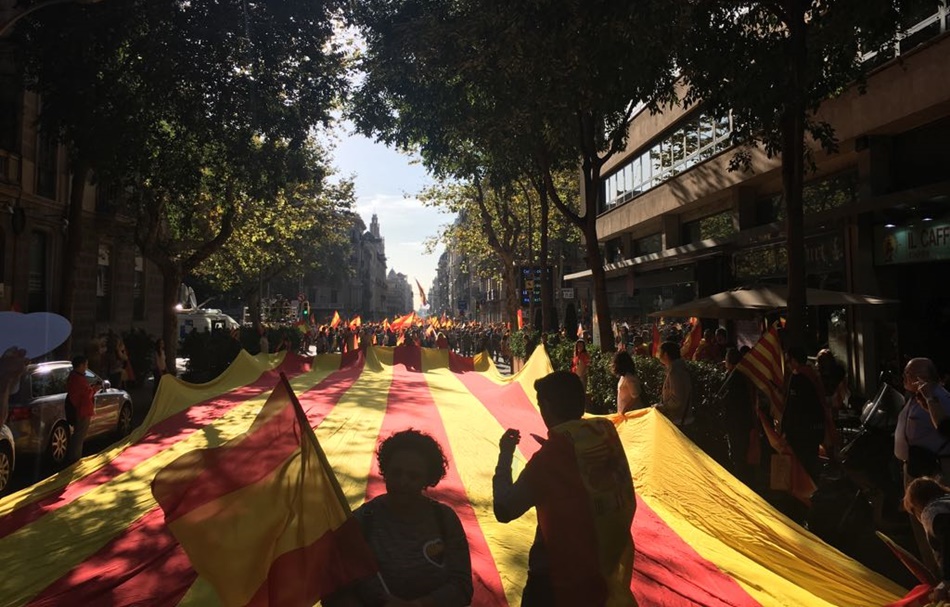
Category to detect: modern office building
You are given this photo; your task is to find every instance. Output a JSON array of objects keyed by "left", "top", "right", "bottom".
[{"left": 566, "top": 8, "right": 950, "bottom": 392}]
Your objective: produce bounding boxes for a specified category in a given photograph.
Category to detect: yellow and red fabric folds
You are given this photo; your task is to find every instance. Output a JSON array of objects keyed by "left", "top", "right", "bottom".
[
  {"left": 0, "top": 346, "right": 907, "bottom": 607},
  {"left": 151, "top": 374, "right": 376, "bottom": 607},
  {"left": 522, "top": 418, "right": 636, "bottom": 606}
]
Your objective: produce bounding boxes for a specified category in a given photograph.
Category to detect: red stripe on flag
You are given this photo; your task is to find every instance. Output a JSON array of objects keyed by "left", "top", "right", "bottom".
[
  {"left": 245, "top": 504, "right": 377, "bottom": 606},
  {"left": 365, "top": 363, "right": 508, "bottom": 606},
  {"left": 23, "top": 357, "right": 367, "bottom": 605},
  {"left": 448, "top": 351, "right": 475, "bottom": 374},
  {"left": 27, "top": 507, "right": 195, "bottom": 607},
  {"left": 0, "top": 354, "right": 313, "bottom": 541},
  {"left": 452, "top": 372, "right": 756, "bottom": 605},
  {"left": 393, "top": 343, "right": 423, "bottom": 373}
]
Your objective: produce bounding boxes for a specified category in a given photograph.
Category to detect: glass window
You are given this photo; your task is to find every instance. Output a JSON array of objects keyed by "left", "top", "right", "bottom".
[
  {"left": 715, "top": 114, "right": 731, "bottom": 143},
  {"left": 36, "top": 130, "right": 57, "bottom": 200},
  {"left": 685, "top": 120, "right": 700, "bottom": 157},
  {"left": 632, "top": 156, "right": 643, "bottom": 193},
  {"left": 682, "top": 211, "right": 737, "bottom": 244},
  {"left": 97, "top": 243, "right": 112, "bottom": 321},
  {"left": 634, "top": 233, "right": 662, "bottom": 256},
  {"left": 133, "top": 254, "right": 145, "bottom": 321},
  {"left": 0, "top": 75, "right": 18, "bottom": 153},
  {"left": 698, "top": 114, "right": 714, "bottom": 149},
  {"left": 28, "top": 231, "right": 48, "bottom": 312}
]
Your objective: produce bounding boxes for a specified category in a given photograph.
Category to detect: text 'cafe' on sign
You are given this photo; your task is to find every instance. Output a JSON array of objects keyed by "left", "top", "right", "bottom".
[{"left": 876, "top": 222, "right": 950, "bottom": 265}]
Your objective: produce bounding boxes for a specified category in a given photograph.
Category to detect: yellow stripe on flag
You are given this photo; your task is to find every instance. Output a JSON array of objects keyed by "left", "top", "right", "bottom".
[
  {"left": 420, "top": 348, "right": 541, "bottom": 605},
  {"left": 617, "top": 409, "right": 904, "bottom": 606},
  {"left": 314, "top": 347, "right": 395, "bottom": 510}
]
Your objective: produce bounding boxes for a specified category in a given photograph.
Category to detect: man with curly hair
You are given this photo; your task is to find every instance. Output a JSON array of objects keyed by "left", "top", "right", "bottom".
[
  {"left": 325, "top": 429, "right": 473, "bottom": 607},
  {"left": 494, "top": 371, "right": 637, "bottom": 607}
]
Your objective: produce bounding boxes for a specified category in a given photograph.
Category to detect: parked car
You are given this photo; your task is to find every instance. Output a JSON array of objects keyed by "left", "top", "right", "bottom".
[
  {"left": 7, "top": 361, "right": 134, "bottom": 466},
  {"left": 0, "top": 424, "right": 14, "bottom": 493}
]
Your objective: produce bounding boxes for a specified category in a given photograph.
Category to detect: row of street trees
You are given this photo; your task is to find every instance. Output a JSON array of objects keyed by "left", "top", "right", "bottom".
[
  {"left": 348, "top": 0, "right": 931, "bottom": 351},
  {"left": 14, "top": 0, "right": 357, "bottom": 371}
]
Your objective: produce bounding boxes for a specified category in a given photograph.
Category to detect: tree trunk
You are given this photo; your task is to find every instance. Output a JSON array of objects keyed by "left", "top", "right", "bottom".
[
  {"left": 782, "top": 2, "right": 807, "bottom": 350},
  {"left": 56, "top": 161, "right": 89, "bottom": 356},
  {"left": 539, "top": 177, "right": 553, "bottom": 333},
  {"left": 246, "top": 287, "right": 262, "bottom": 334},
  {"left": 162, "top": 265, "right": 183, "bottom": 375},
  {"left": 582, "top": 175, "right": 614, "bottom": 352},
  {"left": 502, "top": 259, "right": 520, "bottom": 329}
]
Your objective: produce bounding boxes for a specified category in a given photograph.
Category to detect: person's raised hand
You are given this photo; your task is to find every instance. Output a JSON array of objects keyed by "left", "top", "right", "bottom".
[{"left": 499, "top": 429, "right": 521, "bottom": 455}]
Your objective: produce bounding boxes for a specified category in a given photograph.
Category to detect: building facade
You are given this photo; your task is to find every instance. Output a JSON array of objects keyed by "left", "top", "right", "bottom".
[
  {"left": 309, "top": 213, "right": 391, "bottom": 321},
  {"left": 385, "top": 269, "right": 412, "bottom": 318},
  {"left": 567, "top": 11, "right": 950, "bottom": 392},
  {"left": 0, "top": 38, "right": 164, "bottom": 352}
]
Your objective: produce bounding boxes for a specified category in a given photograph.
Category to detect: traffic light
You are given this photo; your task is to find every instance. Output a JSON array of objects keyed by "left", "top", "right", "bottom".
[{"left": 301, "top": 301, "right": 311, "bottom": 321}]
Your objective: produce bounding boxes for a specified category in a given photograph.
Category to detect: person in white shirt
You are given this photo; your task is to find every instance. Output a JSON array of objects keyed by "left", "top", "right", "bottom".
[{"left": 611, "top": 350, "right": 643, "bottom": 414}]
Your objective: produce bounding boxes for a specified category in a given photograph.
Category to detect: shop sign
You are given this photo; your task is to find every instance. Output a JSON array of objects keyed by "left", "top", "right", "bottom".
[{"left": 876, "top": 223, "right": 950, "bottom": 265}]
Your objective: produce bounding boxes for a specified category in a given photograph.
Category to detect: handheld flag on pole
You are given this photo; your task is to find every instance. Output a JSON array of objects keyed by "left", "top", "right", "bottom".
[
  {"left": 349, "top": 315, "right": 362, "bottom": 330},
  {"left": 330, "top": 311, "right": 341, "bottom": 329},
  {"left": 415, "top": 279, "right": 428, "bottom": 307},
  {"left": 680, "top": 318, "right": 702, "bottom": 360},
  {"left": 517, "top": 309, "right": 524, "bottom": 330},
  {"left": 151, "top": 374, "right": 377, "bottom": 606}
]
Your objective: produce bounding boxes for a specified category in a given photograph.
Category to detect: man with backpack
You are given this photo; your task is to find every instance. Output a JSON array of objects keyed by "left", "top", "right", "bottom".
[{"left": 66, "top": 355, "right": 98, "bottom": 463}]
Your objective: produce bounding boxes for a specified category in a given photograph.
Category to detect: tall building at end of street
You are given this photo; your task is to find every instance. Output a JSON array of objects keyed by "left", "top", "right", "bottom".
[{"left": 309, "top": 212, "right": 394, "bottom": 322}]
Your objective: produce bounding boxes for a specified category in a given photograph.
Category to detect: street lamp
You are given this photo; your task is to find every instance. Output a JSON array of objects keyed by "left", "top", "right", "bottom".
[{"left": 0, "top": 0, "right": 102, "bottom": 38}]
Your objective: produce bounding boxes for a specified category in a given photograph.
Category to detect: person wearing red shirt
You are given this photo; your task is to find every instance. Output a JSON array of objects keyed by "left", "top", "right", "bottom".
[{"left": 66, "top": 355, "right": 98, "bottom": 463}]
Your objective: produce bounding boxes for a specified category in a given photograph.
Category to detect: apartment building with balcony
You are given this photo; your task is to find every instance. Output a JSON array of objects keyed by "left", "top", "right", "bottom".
[
  {"left": 566, "top": 6, "right": 950, "bottom": 391},
  {"left": 0, "top": 48, "right": 164, "bottom": 351}
]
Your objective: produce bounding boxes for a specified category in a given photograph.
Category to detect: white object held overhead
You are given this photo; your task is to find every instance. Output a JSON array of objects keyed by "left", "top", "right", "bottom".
[{"left": 0, "top": 312, "right": 72, "bottom": 359}]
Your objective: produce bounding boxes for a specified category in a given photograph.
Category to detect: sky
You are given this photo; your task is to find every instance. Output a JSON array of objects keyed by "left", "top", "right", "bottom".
[{"left": 328, "top": 122, "right": 452, "bottom": 311}]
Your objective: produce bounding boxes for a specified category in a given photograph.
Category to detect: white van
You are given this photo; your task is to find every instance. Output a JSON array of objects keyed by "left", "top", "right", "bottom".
[{"left": 177, "top": 309, "right": 240, "bottom": 339}]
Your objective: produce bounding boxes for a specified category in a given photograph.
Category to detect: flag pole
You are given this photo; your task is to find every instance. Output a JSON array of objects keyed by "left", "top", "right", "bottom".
[{"left": 278, "top": 373, "right": 393, "bottom": 596}]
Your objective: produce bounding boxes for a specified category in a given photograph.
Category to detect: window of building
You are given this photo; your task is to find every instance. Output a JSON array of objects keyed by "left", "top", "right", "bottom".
[
  {"left": 634, "top": 233, "right": 663, "bottom": 256},
  {"left": 36, "top": 129, "right": 57, "bottom": 200},
  {"left": 0, "top": 75, "right": 18, "bottom": 153},
  {"left": 755, "top": 171, "right": 858, "bottom": 226},
  {"left": 0, "top": 228, "right": 5, "bottom": 292},
  {"left": 97, "top": 243, "right": 112, "bottom": 321},
  {"left": 133, "top": 253, "right": 145, "bottom": 321},
  {"left": 28, "top": 231, "right": 48, "bottom": 312},
  {"left": 682, "top": 211, "right": 737, "bottom": 245},
  {"left": 330, "top": 289, "right": 337, "bottom": 304},
  {"left": 601, "top": 110, "right": 733, "bottom": 213}
]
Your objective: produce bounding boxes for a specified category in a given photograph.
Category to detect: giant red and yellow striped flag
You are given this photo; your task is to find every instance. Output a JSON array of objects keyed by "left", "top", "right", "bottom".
[
  {"left": 151, "top": 373, "right": 376, "bottom": 606},
  {"left": 0, "top": 347, "right": 906, "bottom": 606}
]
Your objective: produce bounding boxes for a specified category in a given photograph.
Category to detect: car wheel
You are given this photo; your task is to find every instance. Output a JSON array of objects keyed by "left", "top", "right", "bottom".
[
  {"left": 116, "top": 403, "right": 133, "bottom": 437},
  {"left": 0, "top": 445, "right": 12, "bottom": 493},
  {"left": 47, "top": 423, "right": 70, "bottom": 466}
]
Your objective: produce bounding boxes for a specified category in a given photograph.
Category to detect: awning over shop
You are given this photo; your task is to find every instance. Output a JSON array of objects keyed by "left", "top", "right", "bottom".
[{"left": 648, "top": 285, "right": 900, "bottom": 319}]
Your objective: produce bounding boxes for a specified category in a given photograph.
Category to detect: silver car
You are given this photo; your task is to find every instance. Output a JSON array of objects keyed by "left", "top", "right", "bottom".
[
  {"left": 7, "top": 361, "right": 134, "bottom": 465},
  {"left": 0, "top": 424, "right": 14, "bottom": 494}
]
